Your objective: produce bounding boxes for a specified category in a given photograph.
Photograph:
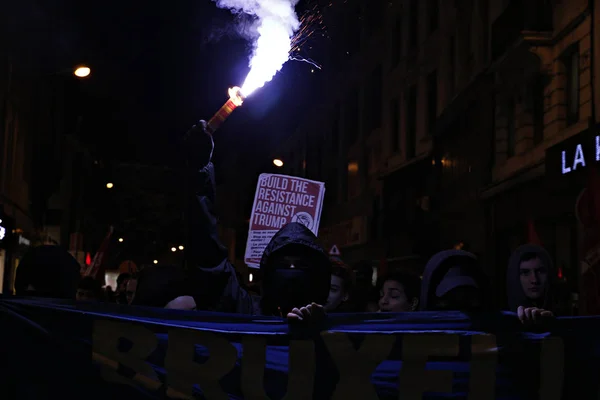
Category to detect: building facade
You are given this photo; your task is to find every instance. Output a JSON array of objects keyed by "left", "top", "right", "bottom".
[
  {"left": 482, "top": 0, "right": 598, "bottom": 310},
  {"left": 268, "top": 0, "right": 600, "bottom": 310}
]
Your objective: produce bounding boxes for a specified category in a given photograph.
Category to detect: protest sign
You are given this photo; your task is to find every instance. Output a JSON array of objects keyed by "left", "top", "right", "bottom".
[
  {"left": 244, "top": 174, "right": 325, "bottom": 268},
  {"left": 2, "top": 298, "right": 598, "bottom": 399}
]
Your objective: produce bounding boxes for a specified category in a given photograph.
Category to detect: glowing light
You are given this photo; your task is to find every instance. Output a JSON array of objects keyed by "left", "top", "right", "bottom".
[
  {"left": 153, "top": 260, "right": 158, "bottom": 264},
  {"left": 228, "top": 86, "right": 244, "bottom": 106},
  {"left": 74, "top": 66, "right": 91, "bottom": 78},
  {"left": 118, "top": 238, "right": 124, "bottom": 243},
  {"left": 273, "top": 159, "right": 284, "bottom": 167},
  {"left": 106, "top": 183, "right": 114, "bottom": 189},
  {"left": 249, "top": 273, "right": 254, "bottom": 282},
  {"left": 171, "top": 247, "right": 177, "bottom": 252},
  {"left": 348, "top": 162, "right": 359, "bottom": 173},
  {"left": 241, "top": 16, "right": 297, "bottom": 97},
  {"left": 178, "top": 245, "right": 184, "bottom": 250}
]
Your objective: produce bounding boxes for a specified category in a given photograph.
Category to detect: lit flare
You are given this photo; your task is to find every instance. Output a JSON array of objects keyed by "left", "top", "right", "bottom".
[{"left": 206, "top": 86, "right": 245, "bottom": 134}]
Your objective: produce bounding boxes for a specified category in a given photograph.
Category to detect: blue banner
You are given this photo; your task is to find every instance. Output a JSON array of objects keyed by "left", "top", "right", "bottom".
[{"left": 0, "top": 298, "right": 598, "bottom": 399}]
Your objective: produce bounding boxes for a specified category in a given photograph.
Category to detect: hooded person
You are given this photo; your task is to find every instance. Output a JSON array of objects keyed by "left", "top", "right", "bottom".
[
  {"left": 259, "top": 223, "right": 331, "bottom": 316},
  {"left": 14, "top": 245, "right": 81, "bottom": 299},
  {"left": 506, "top": 244, "right": 559, "bottom": 321},
  {"left": 183, "top": 121, "right": 331, "bottom": 318},
  {"left": 420, "top": 249, "right": 491, "bottom": 311}
]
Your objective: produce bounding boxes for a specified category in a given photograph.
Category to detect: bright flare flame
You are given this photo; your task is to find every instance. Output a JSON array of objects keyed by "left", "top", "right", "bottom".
[
  {"left": 240, "top": 17, "right": 296, "bottom": 97},
  {"left": 228, "top": 86, "right": 244, "bottom": 106}
]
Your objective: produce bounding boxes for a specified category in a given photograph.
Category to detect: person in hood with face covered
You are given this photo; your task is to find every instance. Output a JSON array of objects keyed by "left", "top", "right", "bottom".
[
  {"left": 507, "top": 244, "right": 557, "bottom": 324},
  {"left": 184, "top": 121, "right": 331, "bottom": 320},
  {"left": 420, "top": 250, "right": 491, "bottom": 312}
]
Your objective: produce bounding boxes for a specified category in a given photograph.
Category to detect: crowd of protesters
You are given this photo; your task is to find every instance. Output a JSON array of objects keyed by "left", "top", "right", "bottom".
[{"left": 10, "top": 121, "right": 563, "bottom": 326}]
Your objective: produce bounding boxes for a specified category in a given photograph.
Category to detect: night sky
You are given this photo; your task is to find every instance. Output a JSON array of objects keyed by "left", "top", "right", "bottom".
[{"left": 6, "top": 0, "right": 328, "bottom": 169}]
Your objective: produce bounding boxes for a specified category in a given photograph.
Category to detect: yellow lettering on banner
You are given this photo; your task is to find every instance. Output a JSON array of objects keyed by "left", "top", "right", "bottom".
[
  {"left": 92, "top": 320, "right": 160, "bottom": 389},
  {"left": 165, "top": 329, "right": 237, "bottom": 400},
  {"left": 241, "top": 337, "right": 315, "bottom": 400},
  {"left": 399, "top": 334, "right": 459, "bottom": 399},
  {"left": 321, "top": 332, "right": 395, "bottom": 400},
  {"left": 468, "top": 334, "right": 497, "bottom": 400},
  {"left": 540, "top": 337, "right": 564, "bottom": 400}
]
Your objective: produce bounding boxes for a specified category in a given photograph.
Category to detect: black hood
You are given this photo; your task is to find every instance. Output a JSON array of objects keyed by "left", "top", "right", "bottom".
[
  {"left": 506, "top": 244, "right": 555, "bottom": 312},
  {"left": 15, "top": 245, "right": 81, "bottom": 299},
  {"left": 420, "top": 249, "right": 489, "bottom": 310},
  {"left": 260, "top": 222, "right": 331, "bottom": 315}
]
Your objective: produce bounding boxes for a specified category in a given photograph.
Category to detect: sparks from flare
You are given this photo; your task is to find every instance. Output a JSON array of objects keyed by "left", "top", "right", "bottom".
[
  {"left": 206, "top": 1, "right": 330, "bottom": 133},
  {"left": 288, "top": 3, "right": 328, "bottom": 70}
]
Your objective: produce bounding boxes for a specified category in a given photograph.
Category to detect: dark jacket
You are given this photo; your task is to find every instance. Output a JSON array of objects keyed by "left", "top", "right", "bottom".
[
  {"left": 420, "top": 249, "right": 491, "bottom": 311},
  {"left": 187, "top": 163, "right": 330, "bottom": 315},
  {"left": 506, "top": 244, "right": 558, "bottom": 313}
]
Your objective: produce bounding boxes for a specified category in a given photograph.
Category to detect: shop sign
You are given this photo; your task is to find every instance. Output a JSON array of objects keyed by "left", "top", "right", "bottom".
[{"left": 546, "top": 130, "right": 600, "bottom": 177}]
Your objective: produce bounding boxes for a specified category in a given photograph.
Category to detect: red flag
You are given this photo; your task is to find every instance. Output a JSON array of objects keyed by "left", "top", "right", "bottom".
[
  {"left": 526, "top": 218, "right": 543, "bottom": 245},
  {"left": 84, "top": 226, "right": 114, "bottom": 281}
]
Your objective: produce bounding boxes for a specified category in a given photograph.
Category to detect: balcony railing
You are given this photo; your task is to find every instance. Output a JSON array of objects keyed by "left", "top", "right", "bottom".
[{"left": 491, "top": 0, "right": 553, "bottom": 61}]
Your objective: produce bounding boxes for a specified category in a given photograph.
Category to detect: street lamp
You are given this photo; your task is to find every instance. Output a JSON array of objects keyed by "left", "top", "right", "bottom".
[
  {"left": 178, "top": 245, "right": 184, "bottom": 250},
  {"left": 171, "top": 247, "right": 177, "bottom": 252},
  {"left": 273, "top": 159, "right": 284, "bottom": 167},
  {"left": 106, "top": 182, "right": 114, "bottom": 189},
  {"left": 74, "top": 65, "right": 91, "bottom": 78},
  {"left": 118, "top": 238, "right": 124, "bottom": 243},
  {"left": 153, "top": 260, "right": 158, "bottom": 264}
]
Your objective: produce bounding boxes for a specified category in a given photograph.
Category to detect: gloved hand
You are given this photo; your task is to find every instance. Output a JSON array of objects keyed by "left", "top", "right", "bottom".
[{"left": 184, "top": 120, "right": 214, "bottom": 170}]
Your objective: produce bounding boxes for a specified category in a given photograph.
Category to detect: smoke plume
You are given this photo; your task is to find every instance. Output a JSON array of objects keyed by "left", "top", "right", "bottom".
[{"left": 212, "top": 0, "right": 300, "bottom": 96}]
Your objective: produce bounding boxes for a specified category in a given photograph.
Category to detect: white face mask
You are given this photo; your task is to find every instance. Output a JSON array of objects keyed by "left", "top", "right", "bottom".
[{"left": 165, "top": 296, "right": 197, "bottom": 311}]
